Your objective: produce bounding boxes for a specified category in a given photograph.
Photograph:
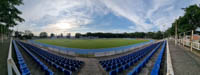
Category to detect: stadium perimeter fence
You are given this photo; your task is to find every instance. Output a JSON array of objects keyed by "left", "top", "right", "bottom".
[
  {"left": 27, "top": 40, "right": 154, "bottom": 57},
  {"left": 173, "top": 30, "right": 200, "bottom": 51}
]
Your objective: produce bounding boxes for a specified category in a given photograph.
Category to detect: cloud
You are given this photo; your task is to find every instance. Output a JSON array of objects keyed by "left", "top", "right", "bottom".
[
  {"left": 16, "top": 0, "right": 111, "bottom": 35},
  {"left": 16, "top": 0, "right": 200, "bottom": 35},
  {"left": 101, "top": 0, "right": 199, "bottom": 32}
]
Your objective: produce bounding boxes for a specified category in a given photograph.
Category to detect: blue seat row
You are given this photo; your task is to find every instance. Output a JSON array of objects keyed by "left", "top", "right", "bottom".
[
  {"left": 18, "top": 41, "right": 73, "bottom": 75},
  {"left": 99, "top": 42, "right": 162, "bottom": 75},
  {"left": 127, "top": 41, "right": 164, "bottom": 75},
  {"left": 17, "top": 41, "right": 84, "bottom": 75},
  {"left": 100, "top": 43, "right": 159, "bottom": 66},
  {"left": 23, "top": 42, "right": 83, "bottom": 67},
  {"left": 110, "top": 43, "right": 162, "bottom": 75},
  {"left": 16, "top": 40, "right": 54, "bottom": 75},
  {"left": 151, "top": 41, "right": 166, "bottom": 75},
  {"left": 13, "top": 40, "right": 31, "bottom": 75}
]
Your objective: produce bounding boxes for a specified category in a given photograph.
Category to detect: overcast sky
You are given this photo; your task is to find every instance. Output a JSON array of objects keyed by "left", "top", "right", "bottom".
[{"left": 16, "top": 0, "right": 200, "bottom": 35}]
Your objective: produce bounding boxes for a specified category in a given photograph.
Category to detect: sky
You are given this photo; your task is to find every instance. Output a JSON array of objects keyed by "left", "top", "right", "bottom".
[{"left": 16, "top": 0, "right": 200, "bottom": 36}]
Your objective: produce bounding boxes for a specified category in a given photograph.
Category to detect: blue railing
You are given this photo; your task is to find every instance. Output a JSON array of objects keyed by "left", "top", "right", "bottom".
[
  {"left": 127, "top": 41, "right": 164, "bottom": 75},
  {"left": 150, "top": 41, "right": 166, "bottom": 75},
  {"left": 13, "top": 40, "right": 31, "bottom": 75}
]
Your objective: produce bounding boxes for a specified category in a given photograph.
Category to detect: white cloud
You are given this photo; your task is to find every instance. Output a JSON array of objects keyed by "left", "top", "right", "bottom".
[
  {"left": 16, "top": 0, "right": 110, "bottom": 35},
  {"left": 101, "top": 0, "right": 199, "bottom": 32},
  {"left": 101, "top": 0, "right": 155, "bottom": 32},
  {"left": 16, "top": 0, "right": 200, "bottom": 35},
  {"left": 41, "top": 17, "right": 92, "bottom": 34}
]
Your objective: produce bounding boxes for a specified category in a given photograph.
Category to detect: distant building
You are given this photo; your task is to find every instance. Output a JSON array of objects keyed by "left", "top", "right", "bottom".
[
  {"left": 193, "top": 34, "right": 200, "bottom": 40},
  {"left": 185, "top": 34, "right": 200, "bottom": 43}
]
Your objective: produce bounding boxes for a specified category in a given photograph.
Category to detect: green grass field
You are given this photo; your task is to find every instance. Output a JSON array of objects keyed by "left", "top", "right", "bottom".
[{"left": 36, "top": 38, "right": 148, "bottom": 49}]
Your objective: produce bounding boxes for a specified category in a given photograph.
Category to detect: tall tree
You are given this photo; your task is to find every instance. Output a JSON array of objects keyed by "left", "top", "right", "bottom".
[
  {"left": 66, "top": 33, "right": 71, "bottom": 38},
  {"left": 50, "top": 33, "right": 55, "bottom": 38},
  {"left": 60, "top": 33, "right": 63, "bottom": 38},
  {"left": 39, "top": 32, "right": 48, "bottom": 38},
  {"left": 24, "top": 30, "right": 34, "bottom": 39},
  {"left": 0, "top": 0, "right": 24, "bottom": 27},
  {"left": 75, "top": 33, "right": 81, "bottom": 38},
  {"left": 167, "top": 4, "right": 200, "bottom": 36}
]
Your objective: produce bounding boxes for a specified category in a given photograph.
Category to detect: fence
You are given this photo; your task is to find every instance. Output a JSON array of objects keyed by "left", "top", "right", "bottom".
[
  {"left": 27, "top": 40, "right": 154, "bottom": 57},
  {"left": 7, "top": 38, "right": 21, "bottom": 75},
  {"left": 177, "top": 39, "right": 200, "bottom": 51},
  {"left": 172, "top": 29, "right": 200, "bottom": 51}
]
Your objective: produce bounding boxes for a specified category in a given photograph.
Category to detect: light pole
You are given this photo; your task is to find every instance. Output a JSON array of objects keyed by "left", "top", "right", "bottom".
[
  {"left": 175, "top": 19, "right": 178, "bottom": 45},
  {"left": 191, "top": 30, "right": 193, "bottom": 51},
  {"left": 163, "top": 24, "right": 166, "bottom": 39}
]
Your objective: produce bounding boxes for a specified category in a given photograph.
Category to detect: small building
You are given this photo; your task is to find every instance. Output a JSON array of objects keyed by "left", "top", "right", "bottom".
[{"left": 193, "top": 34, "right": 200, "bottom": 40}]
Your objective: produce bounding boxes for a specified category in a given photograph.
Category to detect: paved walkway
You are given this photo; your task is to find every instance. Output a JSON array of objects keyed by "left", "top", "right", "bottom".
[
  {"left": 0, "top": 39, "right": 10, "bottom": 75},
  {"left": 168, "top": 40, "right": 200, "bottom": 75},
  {"left": 76, "top": 43, "right": 153, "bottom": 75},
  {"left": 77, "top": 58, "right": 106, "bottom": 75}
]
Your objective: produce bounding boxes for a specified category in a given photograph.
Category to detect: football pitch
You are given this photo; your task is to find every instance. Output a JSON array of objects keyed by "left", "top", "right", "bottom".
[{"left": 35, "top": 38, "right": 149, "bottom": 49}]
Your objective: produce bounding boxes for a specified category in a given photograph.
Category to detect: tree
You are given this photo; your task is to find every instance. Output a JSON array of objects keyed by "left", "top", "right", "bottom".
[
  {"left": 0, "top": 0, "right": 24, "bottom": 27},
  {"left": 23, "top": 30, "right": 34, "bottom": 39},
  {"left": 146, "top": 32, "right": 155, "bottom": 38},
  {"left": 86, "top": 32, "right": 92, "bottom": 37},
  {"left": 14, "top": 31, "right": 23, "bottom": 38},
  {"left": 75, "top": 33, "right": 81, "bottom": 38},
  {"left": 153, "top": 31, "right": 163, "bottom": 39},
  {"left": 39, "top": 32, "right": 48, "bottom": 38},
  {"left": 66, "top": 33, "right": 71, "bottom": 38},
  {"left": 60, "top": 33, "right": 63, "bottom": 38},
  {"left": 50, "top": 33, "right": 55, "bottom": 38},
  {"left": 166, "top": 4, "right": 200, "bottom": 36}
]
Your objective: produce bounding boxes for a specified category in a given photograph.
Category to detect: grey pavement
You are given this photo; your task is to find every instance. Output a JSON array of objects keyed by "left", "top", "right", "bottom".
[{"left": 169, "top": 40, "right": 200, "bottom": 75}]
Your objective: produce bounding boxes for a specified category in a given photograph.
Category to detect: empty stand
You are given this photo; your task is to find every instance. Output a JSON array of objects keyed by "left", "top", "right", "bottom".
[
  {"left": 127, "top": 41, "right": 165, "bottom": 75},
  {"left": 13, "top": 40, "right": 31, "bottom": 75},
  {"left": 99, "top": 42, "right": 162, "bottom": 75},
  {"left": 17, "top": 40, "right": 84, "bottom": 75},
  {"left": 16, "top": 40, "right": 54, "bottom": 75}
]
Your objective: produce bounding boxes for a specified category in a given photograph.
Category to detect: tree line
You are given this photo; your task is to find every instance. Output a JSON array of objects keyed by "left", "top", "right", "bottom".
[
  {"left": 75, "top": 31, "right": 164, "bottom": 39},
  {"left": 165, "top": 4, "right": 200, "bottom": 36}
]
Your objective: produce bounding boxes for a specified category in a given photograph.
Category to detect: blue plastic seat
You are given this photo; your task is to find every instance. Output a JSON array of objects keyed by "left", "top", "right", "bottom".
[
  {"left": 123, "top": 64, "right": 129, "bottom": 70},
  {"left": 117, "top": 67, "right": 124, "bottom": 73},
  {"left": 64, "top": 69, "right": 72, "bottom": 75},
  {"left": 106, "top": 66, "right": 111, "bottom": 72},
  {"left": 45, "top": 69, "right": 54, "bottom": 75},
  {"left": 58, "top": 66, "right": 65, "bottom": 72},
  {"left": 109, "top": 70, "right": 117, "bottom": 75}
]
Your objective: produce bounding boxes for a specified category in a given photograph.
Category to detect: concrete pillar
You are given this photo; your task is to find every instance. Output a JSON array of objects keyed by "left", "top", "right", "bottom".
[{"left": 191, "top": 30, "right": 193, "bottom": 51}]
